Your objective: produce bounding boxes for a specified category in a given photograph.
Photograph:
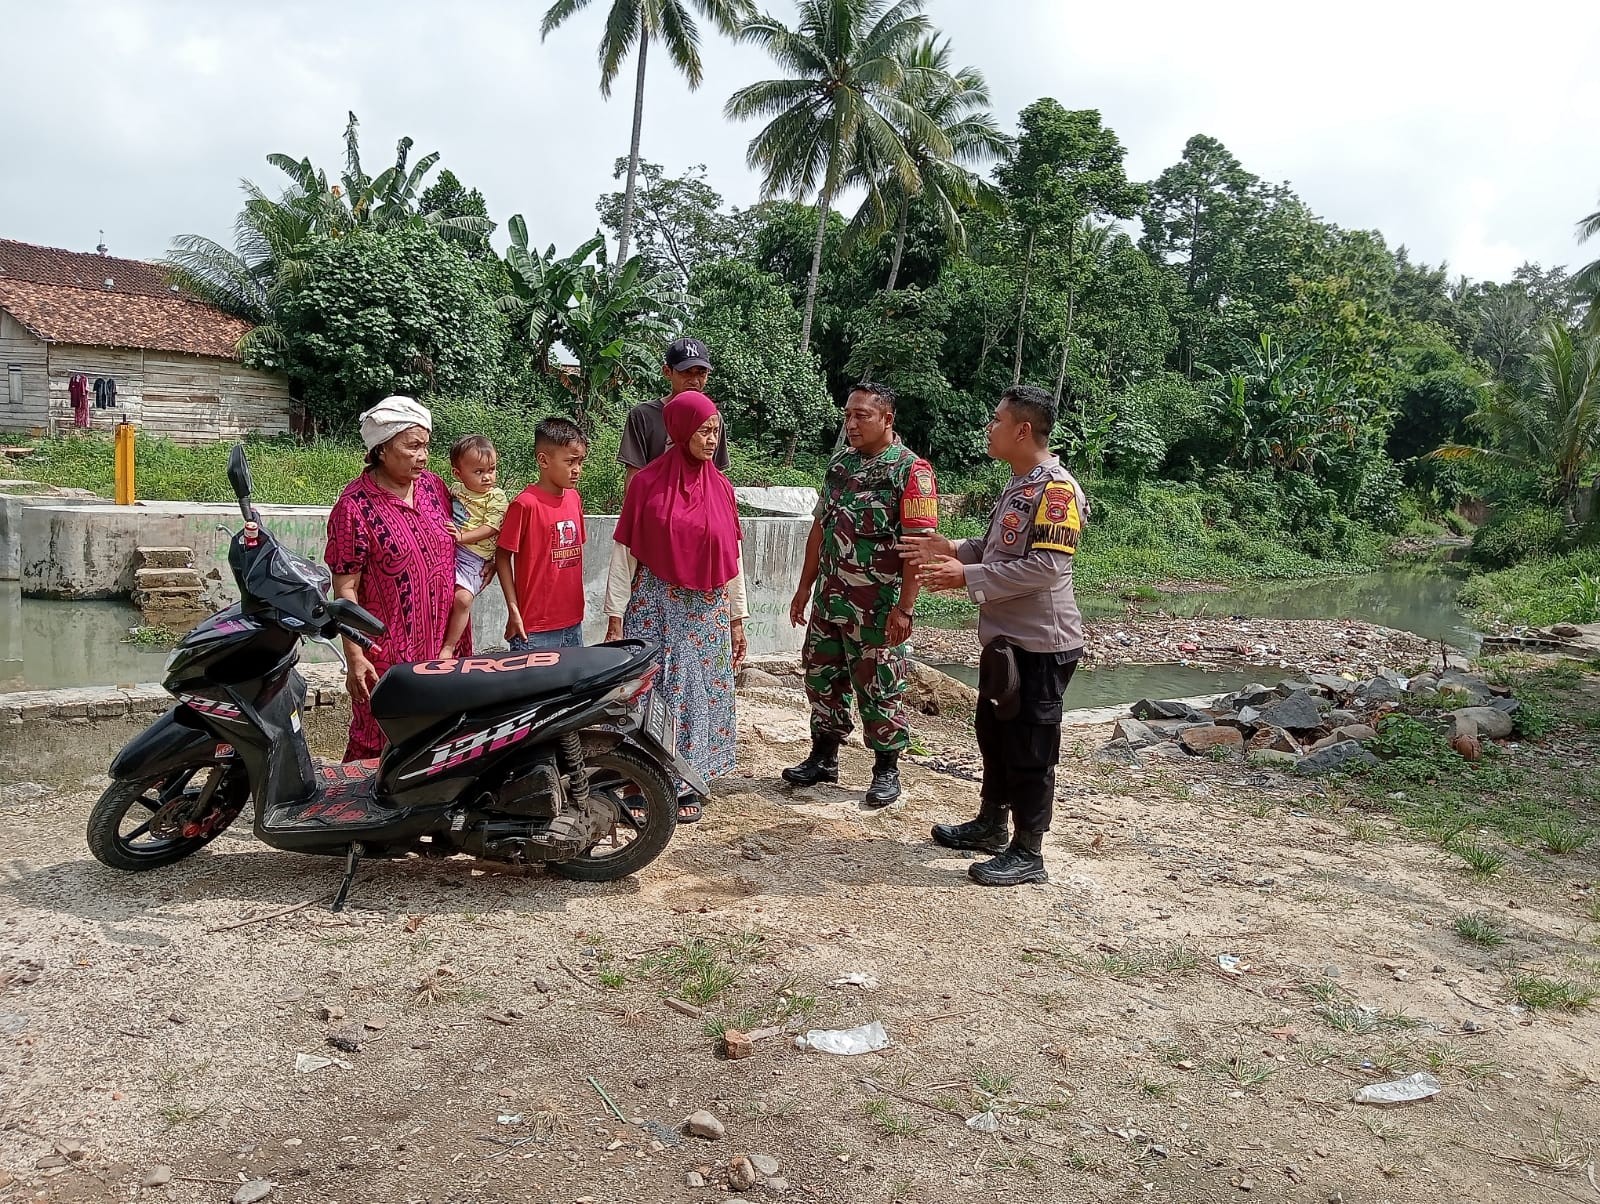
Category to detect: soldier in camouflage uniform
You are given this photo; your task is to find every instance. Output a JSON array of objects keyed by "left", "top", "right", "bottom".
[{"left": 784, "top": 383, "right": 939, "bottom": 807}]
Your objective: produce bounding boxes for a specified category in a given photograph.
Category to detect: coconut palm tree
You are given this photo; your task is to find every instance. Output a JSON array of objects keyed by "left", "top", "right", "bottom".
[
  {"left": 726, "top": 0, "right": 943, "bottom": 351},
  {"left": 541, "top": 0, "right": 752, "bottom": 264},
  {"left": 1432, "top": 323, "right": 1600, "bottom": 515},
  {"left": 1576, "top": 198, "right": 1600, "bottom": 334},
  {"left": 844, "top": 36, "right": 1007, "bottom": 292}
]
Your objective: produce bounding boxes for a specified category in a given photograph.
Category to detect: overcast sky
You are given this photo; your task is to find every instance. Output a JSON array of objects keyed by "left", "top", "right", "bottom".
[{"left": 4, "top": 0, "right": 1597, "bottom": 284}]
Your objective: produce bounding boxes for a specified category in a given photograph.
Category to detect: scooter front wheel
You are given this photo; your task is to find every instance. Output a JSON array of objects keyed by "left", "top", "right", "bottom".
[
  {"left": 549, "top": 745, "right": 676, "bottom": 883},
  {"left": 87, "top": 764, "right": 248, "bottom": 872}
]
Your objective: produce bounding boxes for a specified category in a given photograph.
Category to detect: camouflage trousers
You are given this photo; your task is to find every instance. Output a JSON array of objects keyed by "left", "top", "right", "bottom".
[{"left": 802, "top": 616, "right": 910, "bottom": 753}]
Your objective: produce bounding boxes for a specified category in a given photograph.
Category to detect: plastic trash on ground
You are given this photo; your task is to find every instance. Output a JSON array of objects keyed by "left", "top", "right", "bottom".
[
  {"left": 965, "top": 1111, "right": 1001, "bottom": 1132},
  {"left": 794, "top": 1020, "right": 889, "bottom": 1055},
  {"left": 831, "top": 972, "right": 879, "bottom": 990},
  {"left": 293, "top": 1053, "right": 349, "bottom": 1073},
  {"left": 1352, "top": 1071, "right": 1441, "bottom": 1105},
  {"left": 1216, "top": 954, "right": 1248, "bottom": 975}
]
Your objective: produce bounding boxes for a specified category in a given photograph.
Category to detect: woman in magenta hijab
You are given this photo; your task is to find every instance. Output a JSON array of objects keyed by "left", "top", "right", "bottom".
[{"left": 604, "top": 392, "right": 747, "bottom": 823}]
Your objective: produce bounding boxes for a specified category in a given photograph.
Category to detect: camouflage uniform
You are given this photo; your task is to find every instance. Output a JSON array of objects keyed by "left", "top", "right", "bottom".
[{"left": 804, "top": 441, "right": 938, "bottom": 752}]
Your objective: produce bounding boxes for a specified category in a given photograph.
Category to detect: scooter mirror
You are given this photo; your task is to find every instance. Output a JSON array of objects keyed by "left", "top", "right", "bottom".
[{"left": 227, "top": 444, "right": 254, "bottom": 524}]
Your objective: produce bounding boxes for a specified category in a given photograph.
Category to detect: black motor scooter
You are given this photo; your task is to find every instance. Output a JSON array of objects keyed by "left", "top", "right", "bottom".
[{"left": 86, "top": 445, "right": 693, "bottom": 907}]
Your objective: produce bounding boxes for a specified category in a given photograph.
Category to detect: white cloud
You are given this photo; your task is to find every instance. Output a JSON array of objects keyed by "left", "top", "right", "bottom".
[{"left": 3, "top": 0, "right": 1596, "bottom": 284}]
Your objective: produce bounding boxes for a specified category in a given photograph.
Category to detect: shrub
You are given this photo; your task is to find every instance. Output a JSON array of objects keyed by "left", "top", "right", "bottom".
[{"left": 1469, "top": 507, "right": 1567, "bottom": 569}]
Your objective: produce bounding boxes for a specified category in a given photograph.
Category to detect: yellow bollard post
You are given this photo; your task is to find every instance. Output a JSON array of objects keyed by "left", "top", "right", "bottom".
[{"left": 114, "top": 421, "right": 136, "bottom": 505}]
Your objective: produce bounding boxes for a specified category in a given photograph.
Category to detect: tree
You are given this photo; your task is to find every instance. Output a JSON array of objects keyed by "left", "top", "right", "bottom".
[
  {"left": 1139, "top": 134, "right": 1259, "bottom": 374},
  {"left": 1434, "top": 324, "right": 1600, "bottom": 515},
  {"left": 844, "top": 35, "right": 1007, "bottom": 292},
  {"left": 995, "top": 102, "right": 1145, "bottom": 386},
  {"left": 273, "top": 225, "right": 506, "bottom": 429},
  {"left": 1576, "top": 197, "right": 1600, "bottom": 333},
  {"left": 686, "top": 259, "right": 834, "bottom": 456},
  {"left": 727, "top": 0, "right": 941, "bottom": 352},
  {"left": 596, "top": 160, "right": 733, "bottom": 288},
  {"left": 499, "top": 218, "right": 689, "bottom": 430},
  {"left": 541, "top": 0, "right": 751, "bottom": 264},
  {"left": 419, "top": 168, "right": 496, "bottom": 258}
]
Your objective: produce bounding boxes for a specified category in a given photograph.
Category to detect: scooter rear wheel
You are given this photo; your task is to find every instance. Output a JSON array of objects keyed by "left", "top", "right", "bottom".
[
  {"left": 549, "top": 745, "right": 676, "bottom": 883},
  {"left": 87, "top": 764, "right": 248, "bottom": 872}
]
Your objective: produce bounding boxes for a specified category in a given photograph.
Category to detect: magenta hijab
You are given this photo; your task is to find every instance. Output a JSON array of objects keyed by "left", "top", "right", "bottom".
[{"left": 614, "top": 391, "right": 741, "bottom": 591}]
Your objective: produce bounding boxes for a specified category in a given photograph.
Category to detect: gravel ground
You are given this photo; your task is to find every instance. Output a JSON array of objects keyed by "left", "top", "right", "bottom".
[{"left": 1, "top": 681, "right": 1596, "bottom": 1204}]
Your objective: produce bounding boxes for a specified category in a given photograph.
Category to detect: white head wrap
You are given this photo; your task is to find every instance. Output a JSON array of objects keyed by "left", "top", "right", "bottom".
[{"left": 359, "top": 396, "right": 433, "bottom": 452}]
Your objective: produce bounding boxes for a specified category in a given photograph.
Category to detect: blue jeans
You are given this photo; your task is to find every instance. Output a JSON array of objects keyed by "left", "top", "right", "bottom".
[{"left": 510, "top": 624, "right": 584, "bottom": 652}]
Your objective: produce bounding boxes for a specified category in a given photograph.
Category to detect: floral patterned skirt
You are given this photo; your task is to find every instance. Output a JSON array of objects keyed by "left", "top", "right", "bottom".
[{"left": 622, "top": 565, "right": 737, "bottom": 794}]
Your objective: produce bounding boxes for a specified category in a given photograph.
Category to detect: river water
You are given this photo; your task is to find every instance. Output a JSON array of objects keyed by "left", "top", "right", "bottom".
[{"left": 0, "top": 566, "right": 1475, "bottom": 695}]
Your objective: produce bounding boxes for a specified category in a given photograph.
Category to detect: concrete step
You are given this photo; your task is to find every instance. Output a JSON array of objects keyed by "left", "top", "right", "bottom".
[
  {"left": 136, "top": 546, "right": 193, "bottom": 569},
  {"left": 133, "top": 586, "right": 209, "bottom": 609},
  {"left": 134, "top": 568, "right": 204, "bottom": 590},
  {"left": 1, "top": 446, "right": 35, "bottom": 460}
]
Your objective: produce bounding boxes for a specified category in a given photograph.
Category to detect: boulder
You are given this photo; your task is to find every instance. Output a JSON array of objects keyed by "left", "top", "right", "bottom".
[
  {"left": 1437, "top": 670, "right": 1492, "bottom": 704},
  {"left": 1296, "top": 740, "right": 1379, "bottom": 777},
  {"left": 1486, "top": 697, "right": 1521, "bottom": 716},
  {"left": 1131, "top": 699, "right": 1210, "bottom": 723},
  {"left": 904, "top": 662, "right": 978, "bottom": 717},
  {"left": 1257, "top": 692, "right": 1325, "bottom": 732},
  {"left": 1324, "top": 709, "right": 1360, "bottom": 728},
  {"left": 1333, "top": 724, "right": 1379, "bottom": 744},
  {"left": 1452, "top": 707, "right": 1514, "bottom": 741},
  {"left": 1276, "top": 679, "right": 1319, "bottom": 698},
  {"left": 1405, "top": 675, "right": 1440, "bottom": 695},
  {"left": 1232, "top": 684, "right": 1277, "bottom": 708},
  {"left": 1308, "top": 673, "right": 1356, "bottom": 698},
  {"left": 1356, "top": 677, "right": 1402, "bottom": 704},
  {"left": 1112, "top": 717, "right": 1166, "bottom": 749},
  {"left": 1178, "top": 725, "right": 1244, "bottom": 755},
  {"left": 1248, "top": 726, "right": 1299, "bottom": 754},
  {"left": 1551, "top": 623, "right": 1582, "bottom": 638},
  {"left": 1095, "top": 739, "right": 1141, "bottom": 766}
]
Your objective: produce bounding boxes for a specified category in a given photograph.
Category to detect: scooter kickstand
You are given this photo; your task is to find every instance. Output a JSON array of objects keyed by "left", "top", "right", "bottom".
[{"left": 331, "top": 842, "right": 365, "bottom": 913}]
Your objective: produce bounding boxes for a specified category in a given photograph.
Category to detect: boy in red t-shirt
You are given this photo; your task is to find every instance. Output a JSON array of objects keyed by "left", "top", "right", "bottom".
[{"left": 496, "top": 418, "right": 589, "bottom": 650}]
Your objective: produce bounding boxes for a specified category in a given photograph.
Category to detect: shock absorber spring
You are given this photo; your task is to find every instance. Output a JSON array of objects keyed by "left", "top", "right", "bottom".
[{"left": 559, "top": 732, "right": 589, "bottom": 804}]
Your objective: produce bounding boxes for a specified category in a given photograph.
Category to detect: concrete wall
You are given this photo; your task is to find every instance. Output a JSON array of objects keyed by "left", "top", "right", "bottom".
[{"left": 4, "top": 497, "right": 811, "bottom": 657}]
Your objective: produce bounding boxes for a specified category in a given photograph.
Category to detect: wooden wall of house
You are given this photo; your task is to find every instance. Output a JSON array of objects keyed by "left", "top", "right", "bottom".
[
  {"left": 39, "top": 348, "right": 291, "bottom": 443},
  {"left": 0, "top": 312, "right": 50, "bottom": 434}
]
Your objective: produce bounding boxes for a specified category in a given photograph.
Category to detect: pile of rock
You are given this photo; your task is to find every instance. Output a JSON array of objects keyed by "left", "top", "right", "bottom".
[{"left": 1103, "top": 668, "right": 1520, "bottom": 776}]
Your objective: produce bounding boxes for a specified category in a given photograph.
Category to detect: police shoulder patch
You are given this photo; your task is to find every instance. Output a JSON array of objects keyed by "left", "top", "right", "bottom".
[{"left": 1031, "top": 482, "right": 1081, "bottom": 555}]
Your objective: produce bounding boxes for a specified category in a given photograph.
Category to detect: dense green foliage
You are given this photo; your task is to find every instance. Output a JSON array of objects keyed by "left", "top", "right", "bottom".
[{"left": 155, "top": 4, "right": 1600, "bottom": 613}]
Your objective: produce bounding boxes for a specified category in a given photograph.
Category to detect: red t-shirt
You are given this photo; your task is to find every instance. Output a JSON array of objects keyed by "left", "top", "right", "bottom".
[{"left": 498, "top": 485, "right": 587, "bottom": 632}]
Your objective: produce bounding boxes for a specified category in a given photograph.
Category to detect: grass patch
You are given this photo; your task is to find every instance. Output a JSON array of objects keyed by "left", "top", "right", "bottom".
[
  {"left": 1453, "top": 912, "right": 1508, "bottom": 948},
  {"left": 1459, "top": 549, "right": 1600, "bottom": 629},
  {"left": 123, "top": 625, "right": 178, "bottom": 649},
  {"left": 1083, "top": 941, "right": 1199, "bottom": 981},
  {"left": 1533, "top": 818, "right": 1593, "bottom": 855},
  {"left": 1211, "top": 1054, "right": 1276, "bottom": 1090},
  {"left": 862, "top": 1098, "right": 925, "bottom": 1138},
  {"left": 1508, "top": 974, "right": 1597, "bottom": 1012},
  {"left": 1452, "top": 841, "right": 1508, "bottom": 877},
  {"left": 647, "top": 932, "right": 767, "bottom": 1006}
]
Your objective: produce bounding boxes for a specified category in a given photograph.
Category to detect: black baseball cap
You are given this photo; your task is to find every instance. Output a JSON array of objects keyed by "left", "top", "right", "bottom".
[{"left": 665, "top": 337, "right": 711, "bottom": 371}]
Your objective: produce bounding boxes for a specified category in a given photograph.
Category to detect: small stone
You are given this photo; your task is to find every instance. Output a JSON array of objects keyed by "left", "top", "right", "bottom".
[
  {"left": 1323, "top": 965, "right": 1342, "bottom": 978},
  {"left": 231, "top": 1181, "right": 275, "bottom": 1204},
  {"left": 534, "top": 979, "right": 553, "bottom": 994},
  {"left": 327, "top": 1024, "right": 364, "bottom": 1053},
  {"left": 764, "top": 1177, "right": 789, "bottom": 1196},
  {"left": 36, "top": 1155, "right": 67, "bottom": 1169},
  {"left": 409, "top": 1040, "right": 433, "bottom": 1050},
  {"left": 749, "top": 1153, "right": 780, "bottom": 1177},
  {"left": 141, "top": 1166, "right": 173, "bottom": 1187},
  {"left": 633, "top": 1076, "right": 649, "bottom": 1089},
  {"left": 364, "top": 1017, "right": 387, "bottom": 1031},
  {"left": 318, "top": 1004, "right": 346, "bottom": 1022},
  {"left": 728, "top": 1156, "right": 758, "bottom": 1192},
  {"left": 1328, "top": 1194, "right": 1344, "bottom": 1204},
  {"left": 167, "top": 1010, "right": 189, "bottom": 1025},
  {"left": 723, "top": 1029, "right": 755, "bottom": 1060},
  {"left": 686, "top": 1171, "right": 706, "bottom": 1188},
  {"left": 1334, "top": 724, "right": 1378, "bottom": 744},
  {"left": 684, "top": 1110, "right": 725, "bottom": 1140}
]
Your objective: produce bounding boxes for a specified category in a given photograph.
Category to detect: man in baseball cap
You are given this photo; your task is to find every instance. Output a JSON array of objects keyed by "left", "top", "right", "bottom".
[{"left": 618, "top": 337, "right": 730, "bottom": 485}]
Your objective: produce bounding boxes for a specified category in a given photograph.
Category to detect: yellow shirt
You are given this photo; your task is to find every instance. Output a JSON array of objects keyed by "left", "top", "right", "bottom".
[{"left": 449, "top": 482, "right": 509, "bottom": 561}]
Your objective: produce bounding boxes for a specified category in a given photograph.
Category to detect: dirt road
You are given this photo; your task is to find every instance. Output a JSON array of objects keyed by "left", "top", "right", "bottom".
[{"left": 2, "top": 681, "right": 1596, "bottom": 1203}]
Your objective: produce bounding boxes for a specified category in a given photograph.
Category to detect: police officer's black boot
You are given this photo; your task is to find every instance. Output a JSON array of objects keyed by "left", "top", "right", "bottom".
[
  {"left": 861, "top": 750, "right": 901, "bottom": 808},
  {"left": 782, "top": 737, "right": 839, "bottom": 787},
  {"left": 931, "top": 798, "right": 1010, "bottom": 854},
  {"left": 969, "top": 829, "right": 1048, "bottom": 887}
]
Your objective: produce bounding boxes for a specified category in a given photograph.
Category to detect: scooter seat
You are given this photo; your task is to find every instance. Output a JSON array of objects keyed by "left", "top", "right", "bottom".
[{"left": 370, "top": 640, "right": 652, "bottom": 721}]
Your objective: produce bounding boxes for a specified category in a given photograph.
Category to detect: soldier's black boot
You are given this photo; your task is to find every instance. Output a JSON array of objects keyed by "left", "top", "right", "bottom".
[
  {"left": 861, "top": 751, "right": 901, "bottom": 808},
  {"left": 932, "top": 798, "right": 1010, "bottom": 854},
  {"left": 782, "top": 737, "right": 840, "bottom": 787},
  {"left": 969, "top": 829, "right": 1048, "bottom": 887}
]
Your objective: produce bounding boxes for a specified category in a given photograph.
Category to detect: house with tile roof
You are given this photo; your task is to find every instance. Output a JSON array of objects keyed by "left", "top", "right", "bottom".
[{"left": 0, "top": 239, "right": 292, "bottom": 442}]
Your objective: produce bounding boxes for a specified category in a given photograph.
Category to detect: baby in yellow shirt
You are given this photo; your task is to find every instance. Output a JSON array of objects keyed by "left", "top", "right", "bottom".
[{"left": 443, "top": 434, "right": 509, "bottom": 658}]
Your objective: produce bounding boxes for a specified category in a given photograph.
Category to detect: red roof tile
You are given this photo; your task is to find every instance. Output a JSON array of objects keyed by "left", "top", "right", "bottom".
[{"left": 0, "top": 239, "right": 253, "bottom": 359}]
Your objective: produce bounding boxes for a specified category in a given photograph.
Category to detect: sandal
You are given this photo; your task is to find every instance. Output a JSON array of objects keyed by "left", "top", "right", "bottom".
[
  {"left": 621, "top": 798, "right": 650, "bottom": 828},
  {"left": 676, "top": 794, "right": 703, "bottom": 825}
]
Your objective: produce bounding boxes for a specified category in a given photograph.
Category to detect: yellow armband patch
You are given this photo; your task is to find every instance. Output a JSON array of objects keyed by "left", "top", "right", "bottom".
[{"left": 1032, "top": 483, "right": 1081, "bottom": 554}]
